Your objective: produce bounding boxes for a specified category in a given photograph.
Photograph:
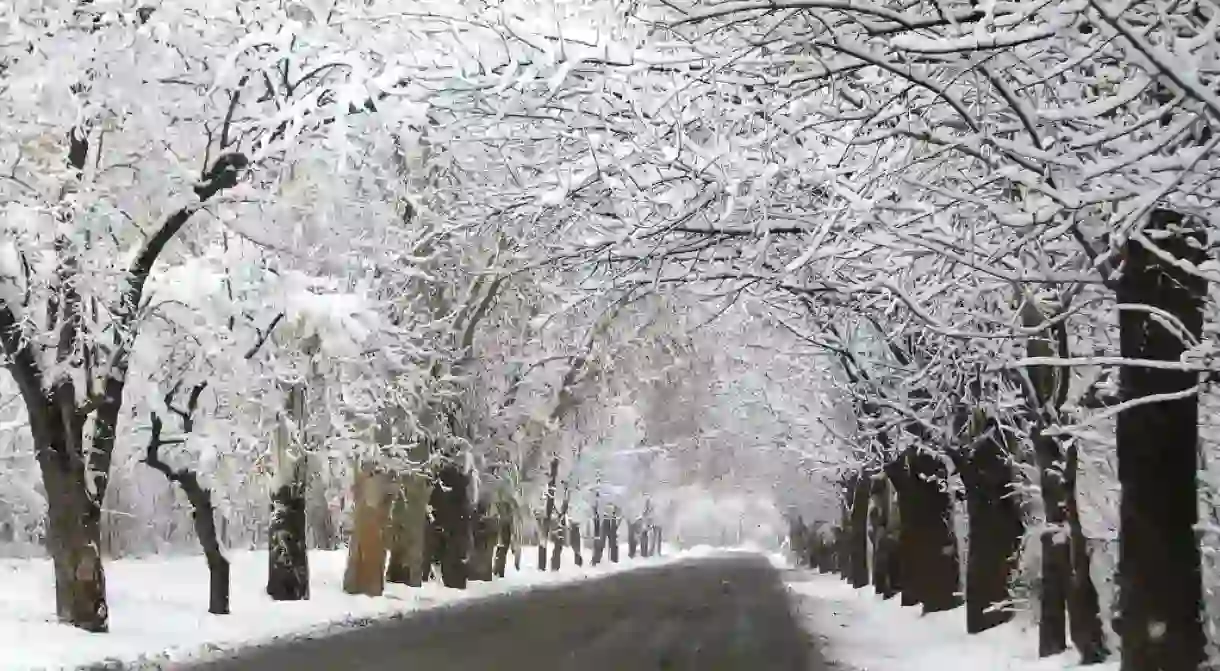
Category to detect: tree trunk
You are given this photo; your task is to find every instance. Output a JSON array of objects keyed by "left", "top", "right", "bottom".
[
  {"left": 627, "top": 519, "right": 640, "bottom": 559},
  {"left": 538, "top": 457, "right": 560, "bottom": 571},
  {"left": 343, "top": 466, "right": 392, "bottom": 596},
  {"left": 654, "top": 526, "right": 663, "bottom": 556},
  {"left": 1116, "top": 210, "right": 1206, "bottom": 671},
  {"left": 906, "top": 446, "right": 961, "bottom": 613},
  {"left": 268, "top": 382, "right": 310, "bottom": 601},
  {"left": 887, "top": 455, "right": 919, "bottom": 607},
  {"left": 959, "top": 426, "right": 1023, "bottom": 633},
  {"left": 593, "top": 517, "right": 608, "bottom": 566},
  {"left": 306, "top": 454, "right": 339, "bottom": 551},
  {"left": 849, "top": 472, "right": 871, "bottom": 589},
  {"left": 549, "top": 521, "right": 565, "bottom": 571},
  {"left": 267, "top": 462, "right": 310, "bottom": 601},
  {"left": 40, "top": 443, "right": 109, "bottom": 631},
  {"left": 469, "top": 500, "right": 496, "bottom": 582},
  {"left": 1065, "top": 442, "right": 1109, "bottom": 664},
  {"left": 592, "top": 511, "right": 606, "bottom": 566},
  {"left": 429, "top": 463, "right": 471, "bottom": 589},
  {"left": 1033, "top": 431, "right": 1071, "bottom": 656},
  {"left": 143, "top": 407, "right": 231, "bottom": 614},
  {"left": 869, "top": 475, "right": 898, "bottom": 599},
  {"left": 608, "top": 512, "right": 620, "bottom": 563},
  {"left": 570, "top": 522, "right": 583, "bottom": 566},
  {"left": 493, "top": 513, "right": 513, "bottom": 578},
  {"left": 385, "top": 472, "right": 431, "bottom": 587}
]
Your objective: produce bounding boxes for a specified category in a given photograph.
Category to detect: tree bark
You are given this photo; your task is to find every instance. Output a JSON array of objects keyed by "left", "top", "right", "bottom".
[
  {"left": 143, "top": 398, "right": 230, "bottom": 615},
  {"left": 493, "top": 512, "right": 513, "bottom": 578},
  {"left": 538, "top": 457, "right": 560, "bottom": 571},
  {"left": 958, "top": 425, "right": 1023, "bottom": 633},
  {"left": 886, "top": 455, "right": 919, "bottom": 607},
  {"left": 429, "top": 463, "right": 471, "bottom": 589},
  {"left": 550, "top": 490, "right": 571, "bottom": 571},
  {"left": 1115, "top": 210, "right": 1206, "bottom": 671},
  {"left": 267, "top": 462, "right": 310, "bottom": 601},
  {"left": 869, "top": 475, "right": 898, "bottom": 599},
  {"left": 849, "top": 472, "right": 871, "bottom": 589},
  {"left": 627, "top": 519, "right": 640, "bottom": 559},
  {"left": 469, "top": 499, "right": 496, "bottom": 581},
  {"left": 306, "top": 454, "right": 339, "bottom": 551},
  {"left": 608, "top": 512, "right": 620, "bottom": 563},
  {"left": 1032, "top": 430, "right": 1071, "bottom": 656},
  {"left": 267, "top": 383, "right": 310, "bottom": 602},
  {"left": 592, "top": 508, "right": 606, "bottom": 566},
  {"left": 385, "top": 471, "right": 431, "bottom": 587},
  {"left": 40, "top": 436, "right": 109, "bottom": 631},
  {"left": 1065, "top": 442, "right": 1109, "bottom": 664},
  {"left": 343, "top": 466, "right": 392, "bottom": 596},
  {"left": 549, "top": 521, "right": 565, "bottom": 571},
  {"left": 570, "top": 522, "right": 583, "bottom": 566},
  {"left": 898, "top": 446, "right": 961, "bottom": 613}
]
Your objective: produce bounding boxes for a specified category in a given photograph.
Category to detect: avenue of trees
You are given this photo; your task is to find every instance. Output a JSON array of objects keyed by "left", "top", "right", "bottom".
[{"left": 3, "top": 1, "right": 1220, "bottom": 670}]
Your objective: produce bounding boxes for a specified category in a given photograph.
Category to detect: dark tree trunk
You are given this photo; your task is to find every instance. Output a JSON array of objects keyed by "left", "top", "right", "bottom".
[
  {"left": 833, "top": 525, "right": 848, "bottom": 575},
  {"left": 1032, "top": 430, "right": 1070, "bottom": 657},
  {"left": 550, "top": 522, "right": 565, "bottom": 571},
  {"left": 789, "top": 517, "right": 807, "bottom": 567},
  {"left": 627, "top": 519, "right": 640, "bottom": 559},
  {"left": 958, "top": 425, "right": 1023, "bottom": 633},
  {"left": 869, "top": 476, "right": 898, "bottom": 599},
  {"left": 1115, "top": 210, "right": 1206, "bottom": 671},
  {"left": 23, "top": 384, "right": 109, "bottom": 632},
  {"left": 608, "top": 513, "right": 620, "bottom": 563},
  {"left": 40, "top": 445, "right": 109, "bottom": 631},
  {"left": 1065, "top": 443, "right": 1109, "bottom": 664},
  {"left": 538, "top": 457, "right": 560, "bottom": 571},
  {"left": 654, "top": 526, "right": 663, "bottom": 555},
  {"left": 849, "top": 472, "right": 871, "bottom": 588},
  {"left": 570, "top": 522, "right": 583, "bottom": 566},
  {"left": 887, "top": 454, "right": 920, "bottom": 607},
  {"left": 267, "top": 466, "right": 310, "bottom": 601},
  {"left": 551, "top": 492, "right": 571, "bottom": 571},
  {"left": 269, "top": 379, "right": 310, "bottom": 601},
  {"left": 429, "top": 463, "right": 471, "bottom": 589},
  {"left": 469, "top": 500, "right": 496, "bottom": 582},
  {"left": 592, "top": 511, "right": 606, "bottom": 566},
  {"left": 812, "top": 527, "right": 831, "bottom": 572},
  {"left": 143, "top": 404, "right": 230, "bottom": 614},
  {"left": 906, "top": 447, "right": 961, "bottom": 613},
  {"left": 493, "top": 513, "right": 513, "bottom": 578}
]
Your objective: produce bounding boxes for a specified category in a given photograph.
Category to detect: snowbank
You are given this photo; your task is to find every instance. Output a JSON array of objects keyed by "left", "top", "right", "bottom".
[
  {"left": 0, "top": 545, "right": 682, "bottom": 670},
  {"left": 784, "top": 569, "right": 1121, "bottom": 671}
]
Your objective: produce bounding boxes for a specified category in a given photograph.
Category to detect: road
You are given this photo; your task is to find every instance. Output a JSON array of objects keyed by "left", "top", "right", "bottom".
[{"left": 191, "top": 554, "right": 827, "bottom": 671}]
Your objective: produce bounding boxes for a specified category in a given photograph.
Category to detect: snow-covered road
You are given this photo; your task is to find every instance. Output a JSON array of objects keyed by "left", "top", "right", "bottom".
[{"left": 192, "top": 553, "right": 821, "bottom": 671}]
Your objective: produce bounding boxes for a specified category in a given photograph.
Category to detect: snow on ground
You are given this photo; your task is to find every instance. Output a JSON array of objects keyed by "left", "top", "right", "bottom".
[
  {"left": 783, "top": 567, "right": 1121, "bottom": 671},
  {"left": 0, "top": 545, "right": 683, "bottom": 670}
]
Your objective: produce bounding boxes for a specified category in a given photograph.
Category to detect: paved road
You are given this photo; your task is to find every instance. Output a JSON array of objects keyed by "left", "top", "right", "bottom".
[{"left": 191, "top": 554, "right": 827, "bottom": 671}]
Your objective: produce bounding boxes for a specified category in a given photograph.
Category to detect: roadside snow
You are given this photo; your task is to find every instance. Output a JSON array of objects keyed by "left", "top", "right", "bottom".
[
  {"left": 784, "top": 568, "right": 1121, "bottom": 671},
  {"left": 0, "top": 545, "right": 682, "bottom": 670}
]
